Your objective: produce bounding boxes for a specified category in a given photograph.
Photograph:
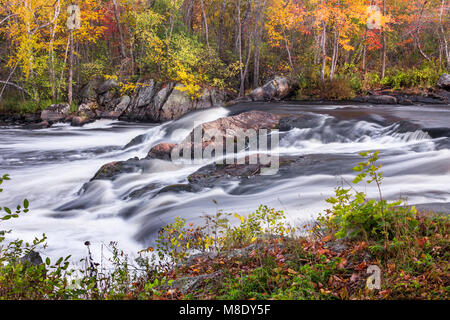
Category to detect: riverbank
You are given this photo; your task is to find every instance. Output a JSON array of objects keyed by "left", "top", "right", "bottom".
[
  {"left": 1, "top": 74, "right": 449, "bottom": 129},
  {"left": 1, "top": 183, "right": 448, "bottom": 300}
]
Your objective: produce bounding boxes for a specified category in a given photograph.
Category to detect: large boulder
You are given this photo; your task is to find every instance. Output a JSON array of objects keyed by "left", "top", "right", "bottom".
[
  {"left": 101, "top": 95, "right": 131, "bottom": 119},
  {"left": 148, "top": 143, "right": 176, "bottom": 160},
  {"left": 158, "top": 84, "right": 194, "bottom": 121},
  {"left": 147, "top": 111, "right": 282, "bottom": 161},
  {"left": 249, "top": 76, "right": 297, "bottom": 101},
  {"left": 78, "top": 78, "right": 103, "bottom": 103},
  {"left": 40, "top": 103, "right": 70, "bottom": 122},
  {"left": 96, "top": 79, "right": 118, "bottom": 95},
  {"left": 437, "top": 73, "right": 450, "bottom": 90},
  {"left": 119, "top": 80, "right": 162, "bottom": 122}
]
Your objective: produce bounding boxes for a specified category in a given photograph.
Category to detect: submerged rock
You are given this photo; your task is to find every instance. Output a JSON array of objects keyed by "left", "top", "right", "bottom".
[
  {"left": 24, "top": 121, "right": 51, "bottom": 130},
  {"left": 91, "top": 157, "right": 142, "bottom": 181},
  {"left": 123, "top": 133, "right": 147, "bottom": 149}
]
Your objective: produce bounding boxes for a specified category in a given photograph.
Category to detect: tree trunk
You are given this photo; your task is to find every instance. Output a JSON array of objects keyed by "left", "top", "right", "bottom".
[
  {"left": 200, "top": 0, "right": 210, "bottom": 50},
  {"left": 439, "top": 0, "right": 450, "bottom": 69},
  {"left": 218, "top": 0, "right": 227, "bottom": 58},
  {"left": 320, "top": 22, "right": 327, "bottom": 83},
  {"left": 381, "top": 0, "right": 387, "bottom": 79},
  {"left": 112, "top": 0, "right": 127, "bottom": 60},
  {"left": 68, "top": 29, "right": 73, "bottom": 107}
]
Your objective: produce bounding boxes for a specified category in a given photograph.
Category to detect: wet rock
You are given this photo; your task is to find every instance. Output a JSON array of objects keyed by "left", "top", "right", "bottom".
[
  {"left": 278, "top": 114, "right": 324, "bottom": 131},
  {"left": 71, "top": 116, "right": 93, "bottom": 127},
  {"left": 423, "top": 127, "right": 450, "bottom": 138},
  {"left": 188, "top": 160, "right": 269, "bottom": 184},
  {"left": 127, "top": 183, "right": 162, "bottom": 200},
  {"left": 397, "top": 96, "right": 414, "bottom": 105},
  {"left": 365, "top": 95, "right": 397, "bottom": 104},
  {"left": 147, "top": 143, "right": 176, "bottom": 160},
  {"left": 156, "top": 184, "right": 197, "bottom": 195},
  {"left": 249, "top": 76, "right": 298, "bottom": 101},
  {"left": 147, "top": 111, "right": 282, "bottom": 161},
  {"left": 91, "top": 157, "right": 142, "bottom": 181},
  {"left": 185, "top": 154, "right": 357, "bottom": 194},
  {"left": 394, "top": 120, "right": 422, "bottom": 133},
  {"left": 22, "top": 113, "right": 42, "bottom": 123},
  {"left": 24, "top": 121, "right": 51, "bottom": 130},
  {"left": 40, "top": 103, "right": 70, "bottom": 122},
  {"left": 19, "top": 251, "right": 43, "bottom": 266},
  {"left": 123, "top": 133, "right": 147, "bottom": 149},
  {"left": 437, "top": 73, "right": 450, "bottom": 90}
]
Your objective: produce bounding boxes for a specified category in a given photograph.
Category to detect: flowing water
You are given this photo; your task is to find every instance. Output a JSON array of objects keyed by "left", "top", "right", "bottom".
[{"left": 0, "top": 102, "right": 449, "bottom": 262}]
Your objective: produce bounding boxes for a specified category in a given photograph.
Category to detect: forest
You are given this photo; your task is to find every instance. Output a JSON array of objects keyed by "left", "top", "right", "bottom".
[{"left": 0, "top": 0, "right": 448, "bottom": 110}]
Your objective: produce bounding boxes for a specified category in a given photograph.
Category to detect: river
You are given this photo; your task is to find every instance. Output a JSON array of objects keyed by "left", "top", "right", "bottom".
[{"left": 0, "top": 102, "right": 449, "bottom": 262}]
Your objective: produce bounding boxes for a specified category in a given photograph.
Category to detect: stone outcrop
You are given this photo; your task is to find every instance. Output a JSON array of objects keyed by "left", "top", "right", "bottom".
[
  {"left": 40, "top": 103, "right": 70, "bottom": 122},
  {"left": 147, "top": 111, "right": 282, "bottom": 161},
  {"left": 437, "top": 73, "right": 450, "bottom": 90},
  {"left": 120, "top": 83, "right": 229, "bottom": 122},
  {"left": 364, "top": 95, "right": 398, "bottom": 105}
]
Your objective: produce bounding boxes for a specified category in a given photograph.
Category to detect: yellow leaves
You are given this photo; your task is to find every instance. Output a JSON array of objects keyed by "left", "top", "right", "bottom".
[
  {"left": 265, "top": 0, "right": 304, "bottom": 48},
  {"left": 1, "top": 0, "right": 105, "bottom": 81}
]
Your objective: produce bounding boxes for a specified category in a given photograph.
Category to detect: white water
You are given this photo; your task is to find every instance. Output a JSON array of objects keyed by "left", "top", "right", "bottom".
[{"left": 0, "top": 104, "right": 449, "bottom": 263}]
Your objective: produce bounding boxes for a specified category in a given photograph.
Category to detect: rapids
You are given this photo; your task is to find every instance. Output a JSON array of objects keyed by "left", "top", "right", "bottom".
[{"left": 1, "top": 102, "right": 449, "bottom": 262}]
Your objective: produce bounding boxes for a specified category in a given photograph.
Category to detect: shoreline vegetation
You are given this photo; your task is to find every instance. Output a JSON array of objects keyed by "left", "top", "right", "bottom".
[
  {"left": 1, "top": 0, "right": 450, "bottom": 121},
  {"left": 1, "top": 152, "right": 448, "bottom": 300}
]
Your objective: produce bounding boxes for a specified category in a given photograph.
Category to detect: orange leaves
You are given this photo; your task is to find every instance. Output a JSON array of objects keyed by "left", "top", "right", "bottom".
[
  {"left": 265, "top": 0, "right": 305, "bottom": 48},
  {"left": 355, "top": 261, "right": 368, "bottom": 271},
  {"left": 416, "top": 237, "right": 429, "bottom": 248}
]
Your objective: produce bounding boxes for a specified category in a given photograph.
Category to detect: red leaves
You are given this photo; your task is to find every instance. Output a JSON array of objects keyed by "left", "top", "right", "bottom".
[
  {"left": 355, "top": 261, "right": 368, "bottom": 271},
  {"left": 416, "top": 237, "right": 429, "bottom": 248}
]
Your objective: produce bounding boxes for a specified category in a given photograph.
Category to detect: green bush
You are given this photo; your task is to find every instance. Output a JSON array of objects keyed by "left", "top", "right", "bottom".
[{"left": 317, "top": 151, "right": 419, "bottom": 242}]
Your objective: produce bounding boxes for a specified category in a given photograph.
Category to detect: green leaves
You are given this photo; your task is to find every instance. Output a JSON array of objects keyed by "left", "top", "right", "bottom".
[{"left": 321, "top": 151, "right": 419, "bottom": 242}]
